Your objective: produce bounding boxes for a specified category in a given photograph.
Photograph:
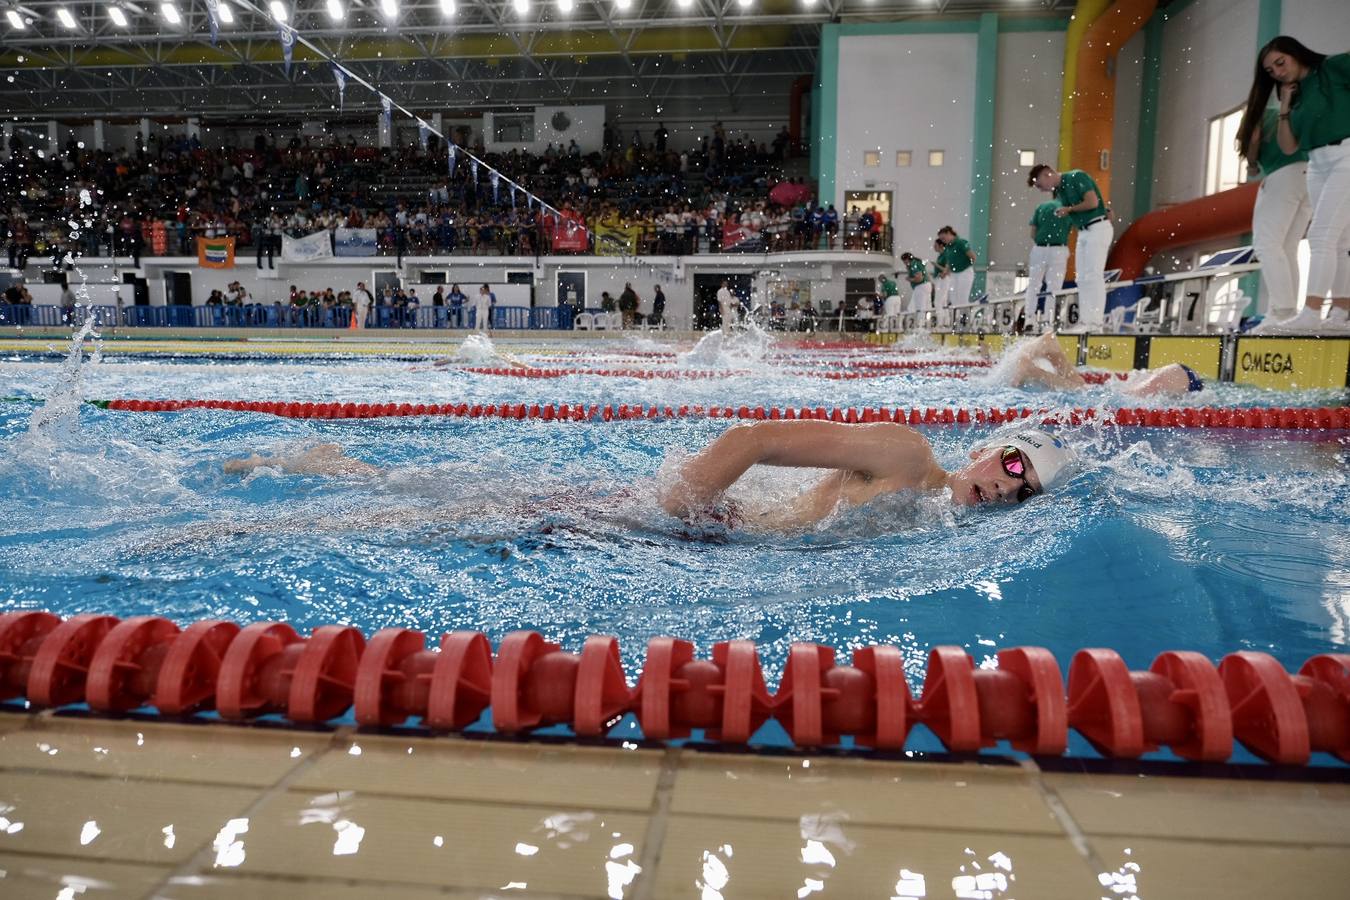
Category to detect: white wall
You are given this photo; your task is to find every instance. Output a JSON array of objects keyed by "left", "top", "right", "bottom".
[
  {"left": 484, "top": 105, "right": 605, "bottom": 154},
  {"left": 990, "top": 29, "right": 1066, "bottom": 269},
  {"left": 834, "top": 33, "right": 979, "bottom": 257},
  {"left": 1151, "top": 0, "right": 1260, "bottom": 208},
  {"left": 1281, "top": 1, "right": 1350, "bottom": 54},
  {"left": 1108, "top": 28, "right": 1147, "bottom": 228}
]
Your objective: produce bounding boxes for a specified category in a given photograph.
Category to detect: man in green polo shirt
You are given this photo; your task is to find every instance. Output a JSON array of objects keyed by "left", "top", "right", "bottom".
[
  {"left": 936, "top": 226, "right": 977, "bottom": 311},
  {"left": 1023, "top": 199, "right": 1072, "bottom": 329},
  {"left": 1029, "top": 163, "right": 1112, "bottom": 332}
]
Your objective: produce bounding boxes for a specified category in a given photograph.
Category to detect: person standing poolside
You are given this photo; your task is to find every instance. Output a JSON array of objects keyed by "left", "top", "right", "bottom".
[
  {"left": 717, "top": 279, "right": 739, "bottom": 332},
  {"left": 1260, "top": 36, "right": 1350, "bottom": 332},
  {"left": 226, "top": 422, "right": 1076, "bottom": 533},
  {"left": 1029, "top": 164, "right": 1111, "bottom": 333},
  {"left": 900, "top": 252, "right": 932, "bottom": 320},
  {"left": 936, "top": 226, "right": 977, "bottom": 310},
  {"left": 474, "top": 284, "right": 493, "bottom": 333},
  {"left": 1023, "top": 200, "right": 1072, "bottom": 329},
  {"left": 1238, "top": 100, "right": 1311, "bottom": 332},
  {"left": 353, "top": 281, "right": 373, "bottom": 329},
  {"left": 930, "top": 238, "right": 951, "bottom": 326}
]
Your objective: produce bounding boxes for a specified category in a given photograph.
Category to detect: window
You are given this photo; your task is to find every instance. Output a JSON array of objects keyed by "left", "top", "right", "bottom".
[
  {"left": 492, "top": 113, "right": 535, "bottom": 143},
  {"left": 1019, "top": 149, "right": 1036, "bottom": 167},
  {"left": 928, "top": 150, "right": 945, "bottom": 167},
  {"left": 863, "top": 150, "right": 881, "bottom": 167},
  {"left": 895, "top": 150, "right": 912, "bottom": 167},
  {"left": 1205, "top": 107, "right": 1247, "bottom": 195}
]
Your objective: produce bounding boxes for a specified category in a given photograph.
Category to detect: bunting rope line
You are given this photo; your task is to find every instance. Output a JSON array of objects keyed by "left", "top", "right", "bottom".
[
  {"left": 86, "top": 399, "right": 1350, "bottom": 430},
  {"left": 227, "top": 0, "right": 573, "bottom": 227}
]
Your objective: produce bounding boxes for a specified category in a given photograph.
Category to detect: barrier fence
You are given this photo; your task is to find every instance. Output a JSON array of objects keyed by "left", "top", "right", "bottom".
[
  {"left": 0, "top": 611, "right": 1345, "bottom": 765},
  {"left": 0, "top": 302, "right": 578, "bottom": 331}
]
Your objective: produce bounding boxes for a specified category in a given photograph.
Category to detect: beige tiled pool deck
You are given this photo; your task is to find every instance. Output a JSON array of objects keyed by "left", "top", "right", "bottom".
[{"left": 0, "top": 710, "right": 1347, "bottom": 899}]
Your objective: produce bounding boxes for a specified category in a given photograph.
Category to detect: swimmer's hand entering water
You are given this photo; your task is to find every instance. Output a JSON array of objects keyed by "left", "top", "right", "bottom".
[{"left": 223, "top": 444, "right": 380, "bottom": 478}]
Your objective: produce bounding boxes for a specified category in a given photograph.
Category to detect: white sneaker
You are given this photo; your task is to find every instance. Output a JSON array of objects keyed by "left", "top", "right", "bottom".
[
  {"left": 1247, "top": 312, "right": 1298, "bottom": 335},
  {"left": 1271, "top": 306, "right": 1327, "bottom": 333},
  {"left": 1320, "top": 312, "right": 1350, "bottom": 334}
]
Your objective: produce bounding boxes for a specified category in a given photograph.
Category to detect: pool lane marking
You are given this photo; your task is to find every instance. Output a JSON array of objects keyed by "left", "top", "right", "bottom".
[
  {"left": 145, "top": 724, "right": 354, "bottom": 896},
  {"left": 629, "top": 746, "right": 683, "bottom": 900},
  {"left": 1018, "top": 758, "right": 1111, "bottom": 879}
]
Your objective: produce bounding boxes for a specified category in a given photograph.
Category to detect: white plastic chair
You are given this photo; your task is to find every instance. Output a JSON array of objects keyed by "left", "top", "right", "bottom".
[
  {"left": 606, "top": 311, "right": 624, "bottom": 330},
  {"left": 573, "top": 312, "right": 594, "bottom": 331},
  {"left": 592, "top": 311, "right": 608, "bottom": 330}
]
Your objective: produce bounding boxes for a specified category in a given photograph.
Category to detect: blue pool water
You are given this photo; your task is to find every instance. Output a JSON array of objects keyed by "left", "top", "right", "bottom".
[{"left": 1, "top": 334, "right": 1347, "bottom": 760}]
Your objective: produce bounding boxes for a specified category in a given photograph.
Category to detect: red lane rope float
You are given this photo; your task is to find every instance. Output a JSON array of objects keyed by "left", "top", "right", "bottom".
[
  {"left": 96, "top": 399, "right": 1350, "bottom": 430},
  {"left": 452, "top": 366, "right": 975, "bottom": 381},
  {"left": 4, "top": 611, "right": 1348, "bottom": 765}
]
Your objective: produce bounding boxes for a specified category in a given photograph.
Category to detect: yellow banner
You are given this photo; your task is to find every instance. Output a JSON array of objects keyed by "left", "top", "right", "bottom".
[
  {"left": 592, "top": 223, "right": 640, "bottom": 255},
  {"left": 1234, "top": 337, "right": 1350, "bottom": 389},
  {"left": 1148, "top": 337, "right": 1221, "bottom": 380}
]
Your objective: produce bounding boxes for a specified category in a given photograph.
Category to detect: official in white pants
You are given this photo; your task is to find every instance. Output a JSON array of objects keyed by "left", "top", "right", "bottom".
[
  {"left": 1239, "top": 105, "right": 1311, "bottom": 325},
  {"left": 1073, "top": 218, "right": 1113, "bottom": 330},
  {"left": 932, "top": 275, "right": 951, "bottom": 326},
  {"left": 1263, "top": 39, "right": 1350, "bottom": 330},
  {"left": 949, "top": 268, "right": 975, "bottom": 307},
  {"left": 1024, "top": 200, "right": 1072, "bottom": 325},
  {"left": 1251, "top": 161, "right": 1311, "bottom": 319},
  {"left": 1024, "top": 246, "right": 1070, "bottom": 318},
  {"left": 1029, "top": 163, "right": 1111, "bottom": 331},
  {"left": 909, "top": 281, "right": 933, "bottom": 315}
]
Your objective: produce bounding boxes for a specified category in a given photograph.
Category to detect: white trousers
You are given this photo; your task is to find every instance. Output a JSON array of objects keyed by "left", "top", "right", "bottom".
[
  {"left": 932, "top": 276, "right": 951, "bottom": 324},
  {"left": 1305, "top": 143, "right": 1350, "bottom": 299},
  {"left": 474, "top": 298, "right": 490, "bottom": 331},
  {"left": 1023, "top": 244, "right": 1069, "bottom": 313},
  {"left": 1074, "top": 218, "right": 1114, "bottom": 328},
  {"left": 1252, "top": 162, "right": 1311, "bottom": 316},
  {"left": 949, "top": 268, "right": 975, "bottom": 307},
  {"left": 908, "top": 281, "right": 933, "bottom": 314}
]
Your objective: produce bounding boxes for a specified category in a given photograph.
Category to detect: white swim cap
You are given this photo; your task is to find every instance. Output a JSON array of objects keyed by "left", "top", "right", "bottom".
[{"left": 1001, "top": 429, "right": 1075, "bottom": 491}]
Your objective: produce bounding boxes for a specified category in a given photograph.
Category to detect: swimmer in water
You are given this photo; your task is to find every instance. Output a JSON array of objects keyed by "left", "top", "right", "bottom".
[
  {"left": 1008, "top": 332, "right": 1204, "bottom": 396},
  {"left": 658, "top": 421, "right": 1074, "bottom": 529},
  {"left": 224, "top": 423, "right": 1076, "bottom": 531}
]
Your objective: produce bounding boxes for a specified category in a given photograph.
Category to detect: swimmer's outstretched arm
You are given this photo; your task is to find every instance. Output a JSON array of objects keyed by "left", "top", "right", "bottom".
[
  {"left": 1008, "top": 332, "right": 1087, "bottom": 390},
  {"left": 660, "top": 421, "right": 945, "bottom": 519},
  {"left": 223, "top": 444, "right": 381, "bottom": 477}
]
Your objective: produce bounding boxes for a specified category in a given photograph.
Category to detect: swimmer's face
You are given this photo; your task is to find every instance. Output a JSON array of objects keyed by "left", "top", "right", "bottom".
[{"left": 949, "top": 446, "right": 1044, "bottom": 507}]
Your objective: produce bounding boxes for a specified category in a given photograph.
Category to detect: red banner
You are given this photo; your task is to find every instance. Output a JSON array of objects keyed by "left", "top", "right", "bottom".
[{"left": 548, "top": 214, "right": 589, "bottom": 253}]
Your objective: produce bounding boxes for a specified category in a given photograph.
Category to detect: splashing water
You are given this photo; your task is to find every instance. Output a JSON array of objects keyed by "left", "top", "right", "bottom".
[
  {"left": 677, "top": 319, "right": 774, "bottom": 368},
  {"left": 455, "top": 333, "right": 503, "bottom": 364}
]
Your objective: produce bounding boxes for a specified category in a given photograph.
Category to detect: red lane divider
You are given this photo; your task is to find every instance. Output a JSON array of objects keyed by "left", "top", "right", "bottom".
[
  {"left": 453, "top": 365, "right": 976, "bottom": 381},
  {"left": 96, "top": 398, "right": 1350, "bottom": 430},
  {"left": 2, "top": 611, "right": 1347, "bottom": 764}
]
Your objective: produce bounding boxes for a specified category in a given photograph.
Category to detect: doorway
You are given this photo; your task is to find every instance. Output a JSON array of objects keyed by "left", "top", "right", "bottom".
[
  {"left": 693, "top": 273, "right": 752, "bottom": 330},
  {"left": 557, "top": 271, "right": 586, "bottom": 311},
  {"left": 843, "top": 190, "right": 893, "bottom": 252}
]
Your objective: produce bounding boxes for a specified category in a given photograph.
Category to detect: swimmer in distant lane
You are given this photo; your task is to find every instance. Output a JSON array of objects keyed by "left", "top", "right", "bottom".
[
  {"left": 1006, "top": 332, "right": 1203, "bottom": 396},
  {"left": 225, "top": 423, "right": 1076, "bottom": 532}
]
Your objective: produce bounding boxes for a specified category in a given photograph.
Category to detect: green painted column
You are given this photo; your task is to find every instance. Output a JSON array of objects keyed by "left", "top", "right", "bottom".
[
  {"left": 969, "top": 12, "right": 998, "bottom": 295},
  {"left": 1256, "top": 0, "right": 1282, "bottom": 48},
  {"left": 814, "top": 24, "right": 840, "bottom": 210},
  {"left": 1132, "top": 14, "right": 1164, "bottom": 223}
]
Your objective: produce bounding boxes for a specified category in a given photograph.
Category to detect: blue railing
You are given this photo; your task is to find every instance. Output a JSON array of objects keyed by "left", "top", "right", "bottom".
[{"left": 0, "top": 303, "right": 579, "bottom": 330}]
